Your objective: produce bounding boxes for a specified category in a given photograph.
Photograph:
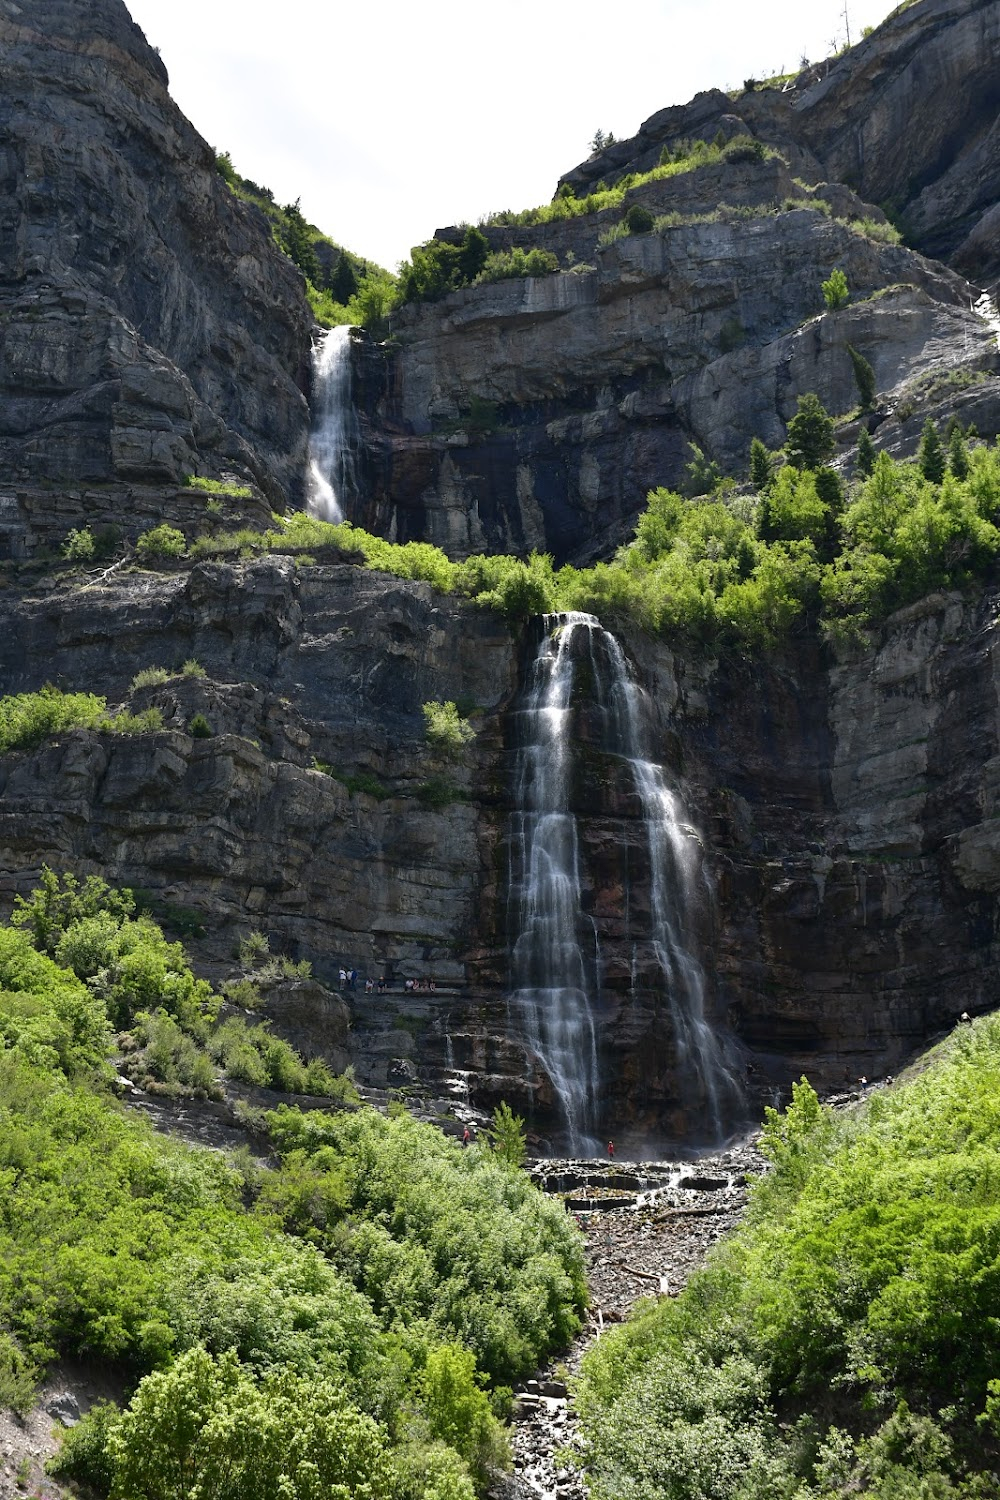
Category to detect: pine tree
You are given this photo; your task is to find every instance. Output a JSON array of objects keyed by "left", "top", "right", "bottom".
[
  {"left": 847, "top": 345, "right": 877, "bottom": 411},
  {"left": 856, "top": 426, "right": 876, "bottom": 477},
  {"left": 948, "top": 425, "right": 970, "bottom": 480},
  {"left": 785, "top": 393, "right": 836, "bottom": 470},
  {"left": 749, "top": 436, "right": 773, "bottom": 491},
  {"left": 681, "top": 443, "right": 721, "bottom": 498},
  {"left": 918, "top": 418, "right": 946, "bottom": 484}
]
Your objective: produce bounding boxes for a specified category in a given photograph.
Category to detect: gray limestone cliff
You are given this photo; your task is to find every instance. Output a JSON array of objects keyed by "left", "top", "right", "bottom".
[
  {"left": 348, "top": 0, "right": 1000, "bottom": 565},
  {"left": 1, "top": 560, "right": 998, "bottom": 1147},
  {"left": 0, "top": 0, "right": 314, "bottom": 550}
]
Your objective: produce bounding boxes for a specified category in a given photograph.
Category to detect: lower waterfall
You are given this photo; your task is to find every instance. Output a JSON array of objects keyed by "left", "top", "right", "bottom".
[
  {"left": 508, "top": 613, "right": 742, "bottom": 1151},
  {"left": 509, "top": 614, "right": 601, "bottom": 1155}
]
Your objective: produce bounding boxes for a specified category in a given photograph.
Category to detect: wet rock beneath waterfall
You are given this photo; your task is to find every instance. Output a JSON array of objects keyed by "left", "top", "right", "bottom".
[{"left": 503, "top": 1139, "right": 767, "bottom": 1498}]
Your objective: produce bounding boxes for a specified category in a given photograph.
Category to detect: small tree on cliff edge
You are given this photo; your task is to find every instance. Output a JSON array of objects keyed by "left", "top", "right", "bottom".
[
  {"left": 785, "top": 393, "right": 836, "bottom": 470},
  {"left": 749, "top": 436, "right": 774, "bottom": 491},
  {"left": 847, "top": 344, "right": 877, "bottom": 412},
  {"left": 856, "top": 425, "right": 876, "bottom": 477},
  {"left": 488, "top": 1102, "right": 527, "bottom": 1168},
  {"left": 918, "top": 418, "right": 946, "bottom": 484}
]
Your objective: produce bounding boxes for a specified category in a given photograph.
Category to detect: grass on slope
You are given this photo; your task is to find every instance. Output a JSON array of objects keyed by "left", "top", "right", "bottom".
[{"left": 190, "top": 426, "right": 1000, "bottom": 655}]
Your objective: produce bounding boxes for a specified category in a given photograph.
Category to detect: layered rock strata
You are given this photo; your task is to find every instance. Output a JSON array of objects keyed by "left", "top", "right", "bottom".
[
  {"left": 0, "top": 0, "right": 314, "bottom": 513},
  {"left": 1, "top": 559, "right": 998, "bottom": 1147}
]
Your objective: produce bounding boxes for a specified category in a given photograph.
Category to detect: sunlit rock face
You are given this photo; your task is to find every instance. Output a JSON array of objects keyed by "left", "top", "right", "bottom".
[
  {"left": 349, "top": 0, "right": 1000, "bottom": 565},
  {"left": 0, "top": 0, "right": 313, "bottom": 510}
]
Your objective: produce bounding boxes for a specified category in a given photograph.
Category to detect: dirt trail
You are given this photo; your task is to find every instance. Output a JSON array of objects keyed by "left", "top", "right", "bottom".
[{"left": 498, "top": 1140, "right": 766, "bottom": 1500}]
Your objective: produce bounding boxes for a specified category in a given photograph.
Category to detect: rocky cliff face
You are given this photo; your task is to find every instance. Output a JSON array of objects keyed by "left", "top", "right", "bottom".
[
  {"left": 0, "top": 0, "right": 314, "bottom": 544},
  {"left": 350, "top": 0, "right": 1000, "bottom": 565},
  {"left": 2, "top": 561, "right": 998, "bottom": 1149}
]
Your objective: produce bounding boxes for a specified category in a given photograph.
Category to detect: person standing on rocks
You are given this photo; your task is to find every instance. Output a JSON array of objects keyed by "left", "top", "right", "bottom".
[{"left": 607, "top": 1140, "right": 615, "bottom": 1160}]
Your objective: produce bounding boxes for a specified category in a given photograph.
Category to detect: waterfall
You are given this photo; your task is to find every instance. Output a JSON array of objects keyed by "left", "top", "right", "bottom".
[
  {"left": 592, "top": 629, "right": 743, "bottom": 1139},
  {"left": 306, "top": 325, "right": 356, "bottom": 522},
  {"left": 508, "top": 613, "right": 742, "bottom": 1151},
  {"left": 509, "top": 613, "right": 601, "bottom": 1154}
]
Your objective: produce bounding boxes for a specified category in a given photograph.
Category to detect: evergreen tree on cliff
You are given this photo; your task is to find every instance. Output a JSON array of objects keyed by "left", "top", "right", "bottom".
[{"left": 785, "top": 394, "right": 836, "bottom": 471}]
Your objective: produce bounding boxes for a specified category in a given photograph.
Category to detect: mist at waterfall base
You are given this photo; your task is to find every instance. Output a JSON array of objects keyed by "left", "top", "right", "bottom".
[
  {"left": 306, "top": 325, "right": 356, "bottom": 522},
  {"left": 508, "top": 613, "right": 746, "bottom": 1158}
]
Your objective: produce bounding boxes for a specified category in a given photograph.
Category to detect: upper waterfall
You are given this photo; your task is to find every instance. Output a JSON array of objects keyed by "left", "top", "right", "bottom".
[{"left": 306, "top": 325, "right": 356, "bottom": 523}]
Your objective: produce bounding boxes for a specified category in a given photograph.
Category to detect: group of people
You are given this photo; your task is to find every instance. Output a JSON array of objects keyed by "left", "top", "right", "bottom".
[
  {"left": 337, "top": 969, "right": 439, "bottom": 995},
  {"left": 338, "top": 967, "right": 387, "bottom": 994}
]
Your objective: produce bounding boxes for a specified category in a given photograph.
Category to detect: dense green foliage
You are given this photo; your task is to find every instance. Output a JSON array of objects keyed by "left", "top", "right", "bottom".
[
  {"left": 0, "top": 871, "right": 585, "bottom": 1496},
  {"left": 190, "top": 423, "right": 1000, "bottom": 653},
  {"left": 214, "top": 151, "right": 395, "bottom": 329},
  {"left": 422, "top": 700, "right": 476, "bottom": 760},
  {"left": 576, "top": 1022, "right": 1000, "bottom": 1497},
  {"left": 0, "top": 686, "right": 162, "bottom": 753}
]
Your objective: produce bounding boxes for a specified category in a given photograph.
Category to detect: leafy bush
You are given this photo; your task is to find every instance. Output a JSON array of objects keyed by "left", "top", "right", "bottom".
[
  {"left": 264, "top": 1104, "right": 587, "bottom": 1383},
  {"left": 63, "top": 526, "right": 95, "bottom": 562},
  {"left": 131, "top": 666, "right": 170, "bottom": 691},
  {"left": 720, "top": 133, "right": 768, "bottom": 163},
  {"left": 135, "top": 525, "right": 186, "bottom": 564},
  {"left": 423, "top": 701, "right": 476, "bottom": 760},
  {"left": 184, "top": 475, "right": 253, "bottom": 498},
  {"left": 821, "top": 267, "right": 850, "bottom": 309},
  {"left": 577, "top": 1016, "right": 1000, "bottom": 1498},
  {"left": 623, "top": 203, "right": 655, "bottom": 233},
  {"left": 476, "top": 246, "right": 560, "bottom": 283},
  {"left": 188, "top": 713, "right": 213, "bottom": 738},
  {"left": 848, "top": 343, "right": 877, "bottom": 411},
  {"left": 181, "top": 658, "right": 206, "bottom": 678},
  {"left": 0, "top": 686, "right": 162, "bottom": 754}
]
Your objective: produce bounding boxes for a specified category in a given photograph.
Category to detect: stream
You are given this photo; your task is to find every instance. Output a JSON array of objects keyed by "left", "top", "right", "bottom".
[{"left": 497, "top": 1138, "right": 767, "bottom": 1499}]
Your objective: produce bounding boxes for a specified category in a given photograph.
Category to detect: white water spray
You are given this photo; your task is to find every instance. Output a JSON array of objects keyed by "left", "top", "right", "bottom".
[
  {"left": 972, "top": 291, "right": 1000, "bottom": 352},
  {"left": 306, "top": 325, "right": 356, "bottom": 522},
  {"left": 509, "top": 614, "right": 601, "bottom": 1154},
  {"left": 508, "top": 614, "right": 742, "bottom": 1149},
  {"left": 593, "top": 628, "right": 743, "bottom": 1138}
]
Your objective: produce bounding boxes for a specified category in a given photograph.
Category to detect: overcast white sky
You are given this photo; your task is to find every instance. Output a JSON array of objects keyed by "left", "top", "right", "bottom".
[{"left": 126, "top": 0, "right": 908, "bottom": 271}]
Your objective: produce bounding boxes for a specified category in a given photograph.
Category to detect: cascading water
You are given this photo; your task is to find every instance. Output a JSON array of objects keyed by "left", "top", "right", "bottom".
[
  {"left": 591, "top": 628, "right": 744, "bottom": 1139},
  {"left": 306, "top": 324, "right": 356, "bottom": 522},
  {"left": 508, "top": 613, "right": 743, "bottom": 1151},
  {"left": 509, "top": 614, "right": 601, "bottom": 1154}
]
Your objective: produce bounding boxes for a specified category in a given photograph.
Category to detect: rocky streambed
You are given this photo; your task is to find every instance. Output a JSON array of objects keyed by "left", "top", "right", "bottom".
[{"left": 497, "top": 1140, "right": 767, "bottom": 1500}]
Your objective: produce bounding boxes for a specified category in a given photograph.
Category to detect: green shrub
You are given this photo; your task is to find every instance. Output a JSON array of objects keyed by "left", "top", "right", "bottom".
[
  {"left": 130, "top": 666, "right": 170, "bottom": 691},
  {"left": 135, "top": 525, "right": 186, "bottom": 564},
  {"left": 918, "top": 417, "right": 946, "bottom": 484},
  {"left": 785, "top": 392, "right": 836, "bottom": 469},
  {"left": 181, "top": 658, "right": 206, "bottom": 678},
  {"left": 422, "top": 701, "right": 476, "bottom": 761},
  {"left": 623, "top": 203, "right": 655, "bottom": 233},
  {"left": 188, "top": 713, "right": 213, "bottom": 739},
  {"left": 0, "top": 687, "right": 161, "bottom": 754},
  {"left": 62, "top": 527, "right": 95, "bottom": 562},
  {"left": 848, "top": 343, "right": 877, "bottom": 411},
  {"left": 475, "top": 246, "right": 560, "bottom": 283},
  {"left": 856, "top": 425, "right": 877, "bottom": 477},
  {"left": 486, "top": 1101, "right": 527, "bottom": 1168},
  {"left": 597, "top": 221, "right": 629, "bottom": 247},
  {"left": 720, "top": 133, "right": 768, "bottom": 163},
  {"left": 184, "top": 475, "right": 253, "bottom": 498},
  {"left": 577, "top": 1016, "right": 1000, "bottom": 1497},
  {"left": 0, "top": 685, "right": 108, "bottom": 753},
  {"left": 821, "top": 267, "right": 850, "bottom": 310}
]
